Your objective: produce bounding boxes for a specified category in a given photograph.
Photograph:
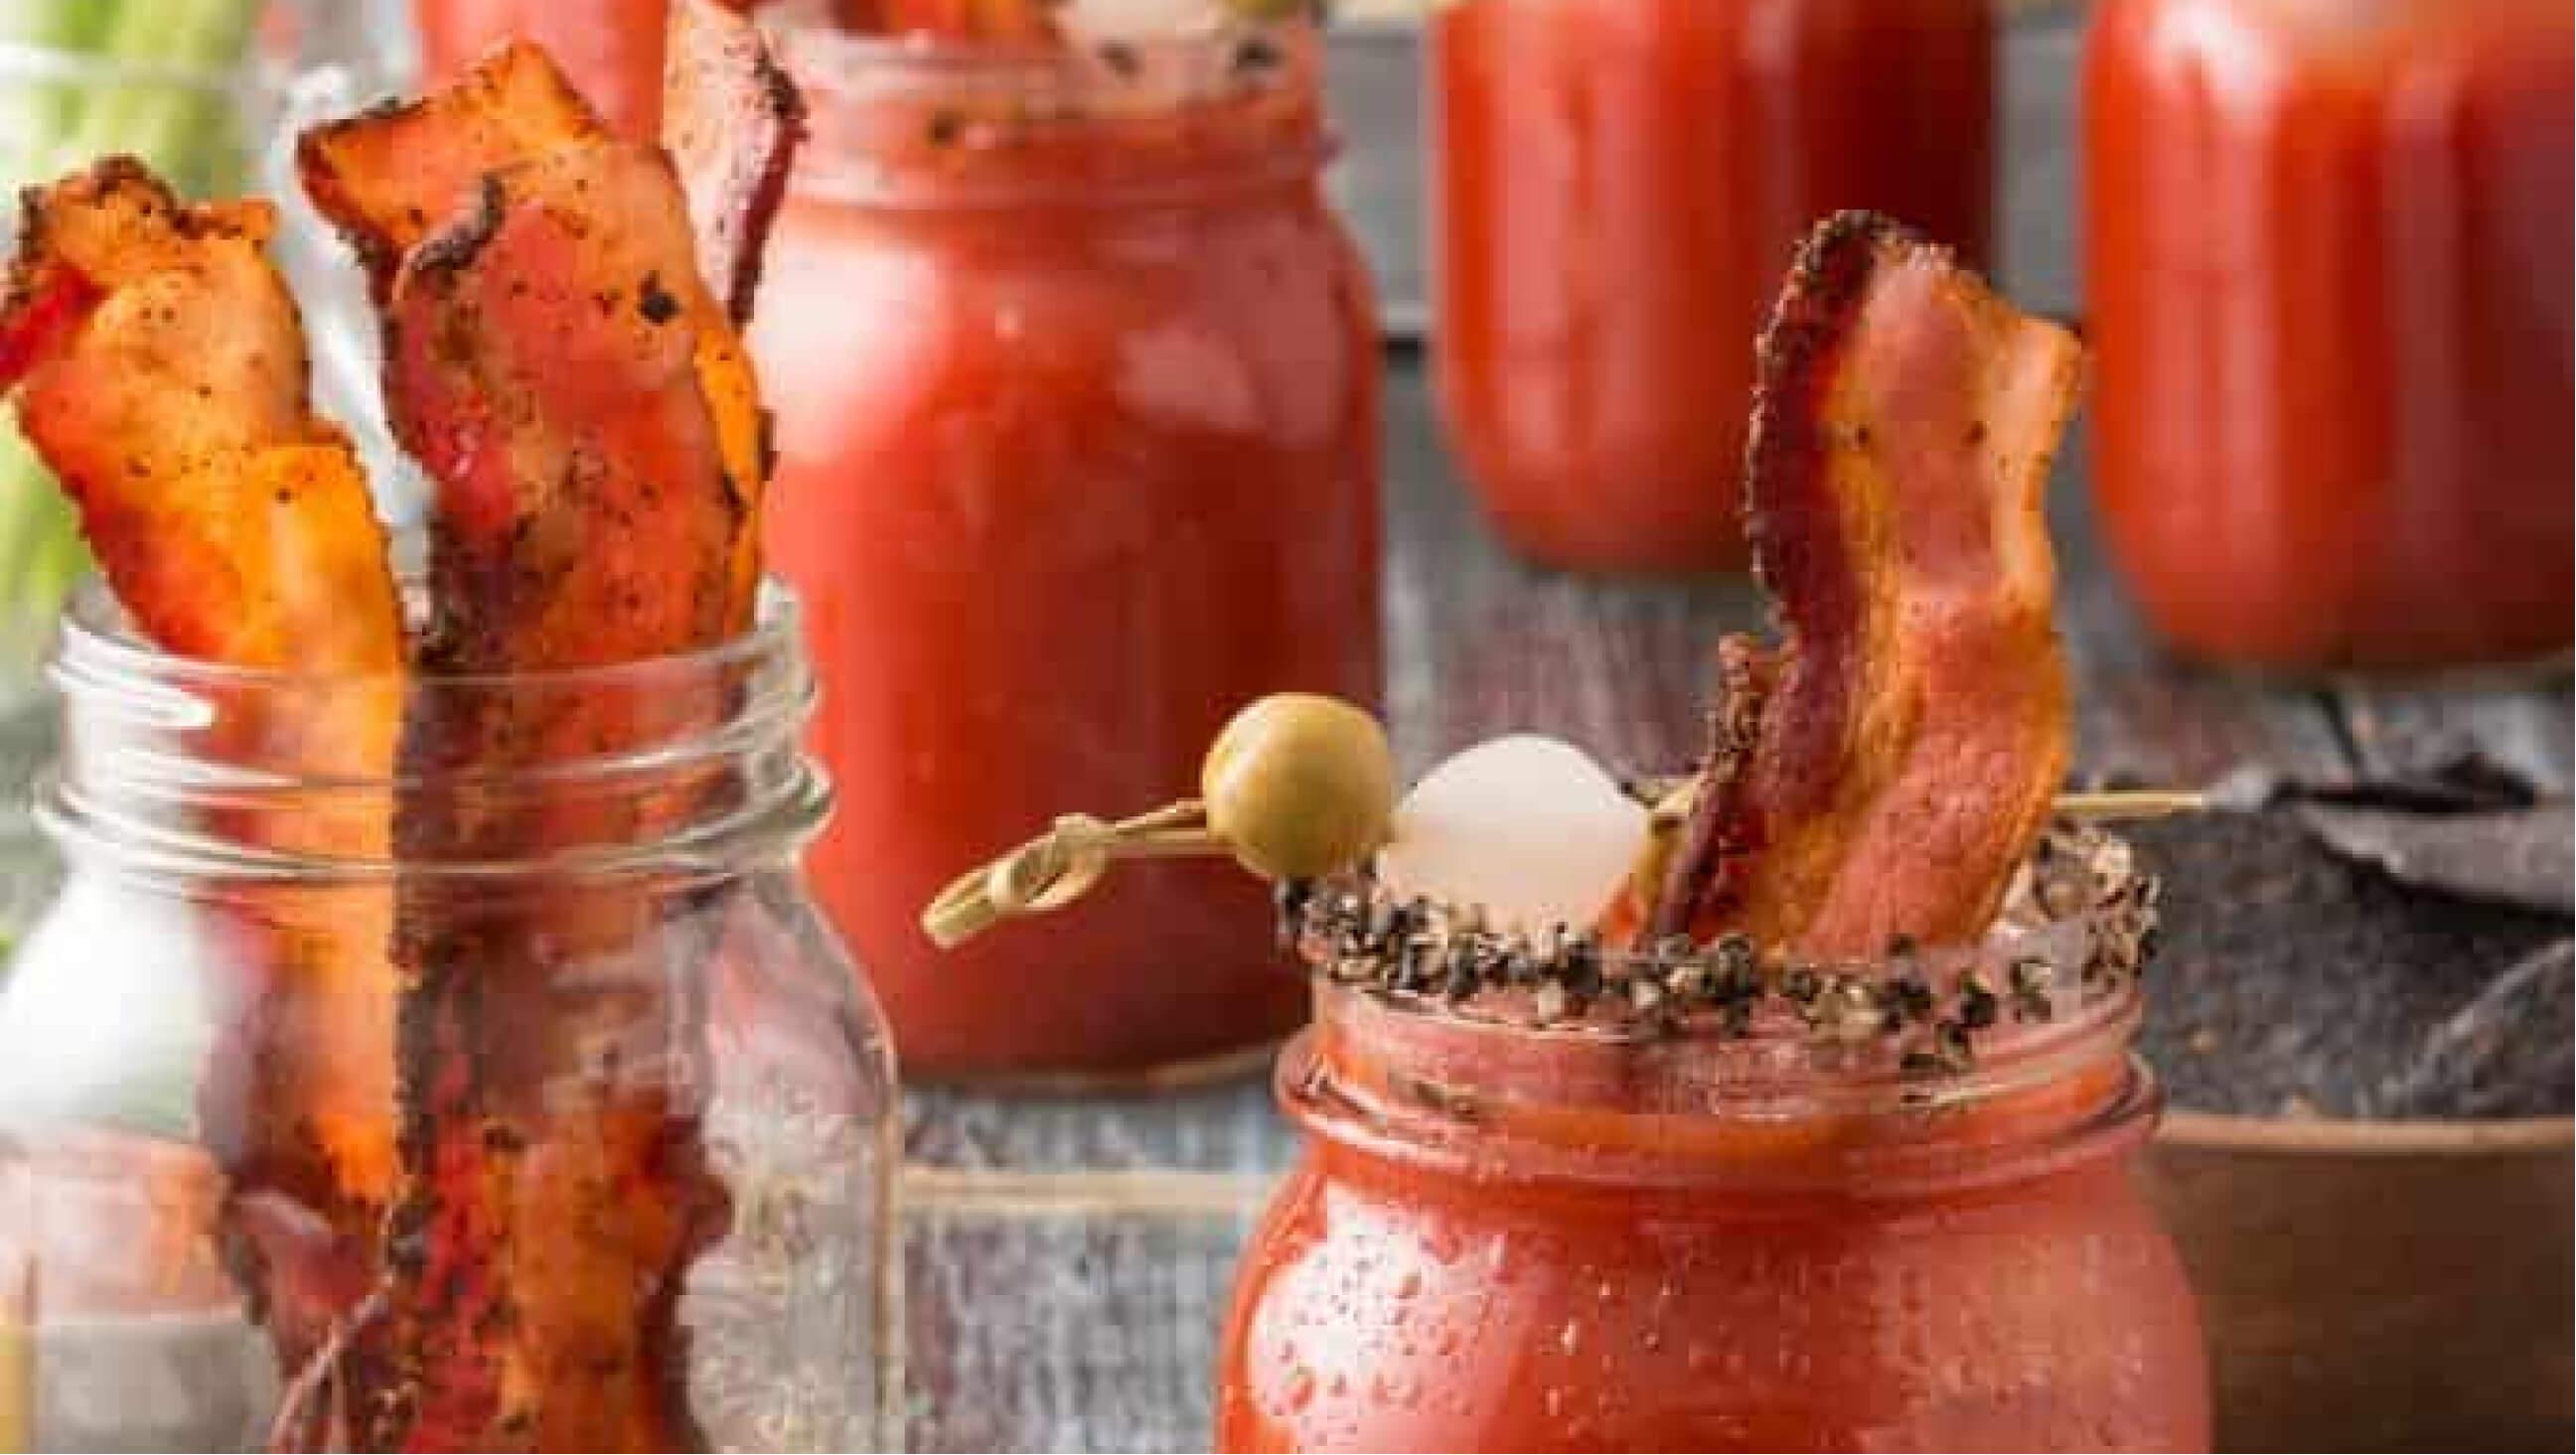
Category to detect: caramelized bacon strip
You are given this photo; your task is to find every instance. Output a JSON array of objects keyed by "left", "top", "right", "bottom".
[
  {"left": 303, "top": 37, "right": 783, "bottom": 628},
  {"left": 663, "top": 0, "right": 803, "bottom": 615},
  {"left": 296, "top": 45, "right": 598, "bottom": 301},
  {"left": 0, "top": 159, "right": 401, "bottom": 1365},
  {"left": 1659, "top": 212, "right": 2081, "bottom": 955},
  {"left": 328, "top": 133, "right": 743, "bottom": 1452},
  {"left": 664, "top": 0, "right": 806, "bottom": 330},
  {"left": 379, "top": 147, "right": 742, "bottom": 673},
  {"left": 1642, "top": 636, "right": 1776, "bottom": 941}
]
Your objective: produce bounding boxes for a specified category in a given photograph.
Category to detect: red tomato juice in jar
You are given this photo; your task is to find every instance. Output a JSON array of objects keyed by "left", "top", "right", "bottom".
[
  {"left": 413, "top": 0, "right": 674, "bottom": 137},
  {"left": 1220, "top": 879, "right": 2210, "bottom": 1451},
  {"left": 1431, "top": 0, "right": 1993, "bottom": 572},
  {"left": 754, "top": 25, "right": 1383, "bottom": 1080},
  {"left": 2084, "top": 0, "right": 2574, "bottom": 671}
]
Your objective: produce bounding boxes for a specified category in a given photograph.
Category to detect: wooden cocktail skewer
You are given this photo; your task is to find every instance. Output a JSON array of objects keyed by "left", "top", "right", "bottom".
[
  {"left": 2053, "top": 789, "right": 2211, "bottom": 822},
  {"left": 0, "top": 1261, "right": 33, "bottom": 1455},
  {"left": 924, "top": 785, "right": 2209, "bottom": 948},
  {"left": 923, "top": 800, "right": 1221, "bottom": 948}
]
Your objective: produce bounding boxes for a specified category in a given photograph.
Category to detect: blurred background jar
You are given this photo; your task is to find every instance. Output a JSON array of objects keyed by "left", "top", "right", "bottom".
[
  {"left": 753, "top": 18, "right": 1383, "bottom": 1082},
  {"left": 1429, "top": 0, "right": 1995, "bottom": 574},
  {"left": 411, "top": 0, "right": 670, "bottom": 137},
  {"left": 2084, "top": 0, "right": 2574, "bottom": 673}
]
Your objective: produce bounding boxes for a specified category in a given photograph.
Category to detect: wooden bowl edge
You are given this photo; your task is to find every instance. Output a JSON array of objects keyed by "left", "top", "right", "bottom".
[{"left": 2160, "top": 1107, "right": 2576, "bottom": 1156}]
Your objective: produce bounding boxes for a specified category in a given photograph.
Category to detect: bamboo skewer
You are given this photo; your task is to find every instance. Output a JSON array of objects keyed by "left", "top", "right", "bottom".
[
  {"left": 923, "top": 788, "right": 2207, "bottom": 947},
  {"left": 2054, "top": 789, "right": 2210, "bottom": 822},
  {"left": 922, "top": 800, "right": 1223, "bottom": 948},
  {"left": 0, "top": 1261, "right": 33, "bottom": 1455}
]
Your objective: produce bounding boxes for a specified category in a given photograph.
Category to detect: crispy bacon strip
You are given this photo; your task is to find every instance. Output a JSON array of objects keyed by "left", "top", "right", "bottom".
[
  {"left": 1653, "top": 213, "right": 2081, "bottom": 955},
  {"left": 380, "top": 148, "right": 743, "bottom": 672},
  {"left": 0, "top": 160, "right": 401, "bottom": 1365},
  {"left": 662, "top": 0, "right": 802, "bottom": 613},
  {"left": 296, "top": 47, "right": 597, "bottom": 303},
  {"left": 302, "top": 38, "right": 781, "bottom": 629},
  {"left": 307, "top": 93, "right": 750, "bottom": 1449},
  {"left": 664, "top": 0, "right": 806, "bottom": 330},
  {"left": 1642, "top": 636, "right": 1776, "bottom": 942}
]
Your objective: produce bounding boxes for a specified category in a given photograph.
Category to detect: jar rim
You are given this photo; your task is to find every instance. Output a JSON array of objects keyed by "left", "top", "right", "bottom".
[
  {"left": 1273, "top": 827, "right": 2167, "bottom": 1193},
  {"left": 1282, "top": 1017, "right": 2165, "bottom": 1199},
  {"left": 1299, "top": 964, "right": 2145, "bottom": 1104},
  {"left": 50, "top": 565, "right": 808, "bottom": 696},
  {"left": 773, "top": 12, "right": 1318, "bottom": 101},
  {"left": 1283, "top": 979, "right": 2160, "bottom": 1198},
  {"left": 1282, "top": 826, "right": 2159, "bottom": 1070},
  {"left": 38, "top": 568, "right": 830, "bottom": 886},
  {"left": 770, "top": 9, "right": 1331, "bottom": 207}
]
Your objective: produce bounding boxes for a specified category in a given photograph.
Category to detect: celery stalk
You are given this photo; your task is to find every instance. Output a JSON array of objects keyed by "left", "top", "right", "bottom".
[
  {"left": 0, "top": 1, "right": 117, "bottom": 191},
  {"left": 65, "top": 0, "right": 264, "bottom": 194}
]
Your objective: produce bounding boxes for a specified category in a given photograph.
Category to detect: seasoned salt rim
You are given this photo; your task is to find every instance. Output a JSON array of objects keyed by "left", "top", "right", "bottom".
[{"left": 1278, "top": 823, "right": 2161, "bottom": 1076}]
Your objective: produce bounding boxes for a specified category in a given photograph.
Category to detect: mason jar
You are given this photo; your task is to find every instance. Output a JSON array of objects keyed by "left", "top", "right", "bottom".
[
  {"left": 753, "top": 20, "right": 1384, "bottom": 1083},
  {"left": 0, "top": 578, "right": 900, "bottom": 1451},
  {"left": 1220, "top": 874, "right": 2210, "bottom": 1451},
  {"left": 1430, "top": 0, "right": 1994, "bottom": 573},
  {"left": 2083, "top": 0, "right": 2573, "bottom": 671}
]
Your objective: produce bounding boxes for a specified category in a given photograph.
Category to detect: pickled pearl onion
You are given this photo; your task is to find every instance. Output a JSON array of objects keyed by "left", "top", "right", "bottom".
[{"left": 1375, "top": 736, "right": 1651, "bottom": 938}]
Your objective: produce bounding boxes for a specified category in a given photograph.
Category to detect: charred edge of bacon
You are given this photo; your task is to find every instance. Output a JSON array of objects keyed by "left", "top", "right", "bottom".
[
  {"left": 404, "top": 173, "right": 510, "bottom": 290},
  {"left": 373, "top": 182, "right": 518, "bottom": 1446},
  {"left": 293, "top": 101, "right": 420, "bottom": 300},
  {"left": 1647, "top": 636, "right": 1775, "bottom": 943},
  {"left": 1727, "top": 209, "right": 2077, "bottom": 952},
  {"left": 1736, "top": 210, "right": 1923, "bottom": 822},
  {"left": 667, "top": 0, "right": 809, "bottom": 328},
  {"left": 297, "top": 47, "right": 603, "bottom": 304},
  {"left": 724, "top": 50, "right": 802, "bottom": 324},
  {"left": 1643, "top": 213, "right": 1921, "bottom": 944}
]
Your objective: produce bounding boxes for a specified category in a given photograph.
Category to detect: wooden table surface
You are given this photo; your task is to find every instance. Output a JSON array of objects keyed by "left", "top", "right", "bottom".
[{"left": 894, "top": 351, "right": 2574, "bottom": 1452}]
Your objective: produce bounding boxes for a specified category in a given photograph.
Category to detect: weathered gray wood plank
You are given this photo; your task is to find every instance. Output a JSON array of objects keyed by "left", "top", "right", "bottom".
[
  {"left": 2332, "top": 679, "right": 2575, "bottom": 795},
  {"left": 902, "top": 1174, "right": 1259, "bottom": 1453},
  {"left": 902, "top": 1077, "right": 1288, "bottom": 1175}
]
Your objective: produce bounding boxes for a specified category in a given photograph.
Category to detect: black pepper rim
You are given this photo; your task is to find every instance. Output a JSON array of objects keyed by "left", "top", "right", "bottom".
[{"left": 1277, "top": 824, "right": 2162, "bottom": 1078}]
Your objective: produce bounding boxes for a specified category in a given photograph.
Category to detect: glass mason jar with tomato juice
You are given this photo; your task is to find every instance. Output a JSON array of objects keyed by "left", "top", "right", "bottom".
[
  {"left": 754, "top": 19, "right": 1384, "bottom": 1081},
  {"left": 413, "top": 0, "right": 673, "bottom": 135},
  {"left": 1431, "top": 0, "right": 1993, "bottom": 572},
  {"left": 1219, "top": 874, "right": 2209, "bottom": 1452},
  {"left": 2084, "top": 0, "right": 2574, "bottom": 671}
]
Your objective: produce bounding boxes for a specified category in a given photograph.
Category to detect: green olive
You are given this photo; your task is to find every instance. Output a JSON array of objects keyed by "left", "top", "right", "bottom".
[{"left": 1201, "top": 693, "right": 1395, "bottom": 881}]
